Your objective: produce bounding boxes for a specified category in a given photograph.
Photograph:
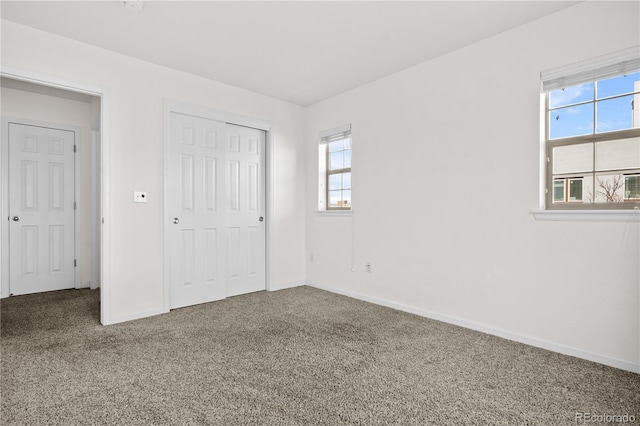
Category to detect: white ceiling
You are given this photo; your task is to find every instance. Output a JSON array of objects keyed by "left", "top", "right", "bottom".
[{"left": 1, "top": 1, "right": 580, "bottom": 106}]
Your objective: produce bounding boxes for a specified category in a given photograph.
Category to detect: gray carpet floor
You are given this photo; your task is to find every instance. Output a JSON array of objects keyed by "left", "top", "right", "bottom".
[{"left": 1, "top": 286, "right": 638, "bottom": 425}]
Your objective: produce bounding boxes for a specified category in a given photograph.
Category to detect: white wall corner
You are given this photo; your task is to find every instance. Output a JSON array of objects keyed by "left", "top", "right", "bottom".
[
  {"left": 103, "top": 307, "right": 169, "bottom": 326},
  {"left": 268, "top": 280, "right": 306, "bottom": 292}
]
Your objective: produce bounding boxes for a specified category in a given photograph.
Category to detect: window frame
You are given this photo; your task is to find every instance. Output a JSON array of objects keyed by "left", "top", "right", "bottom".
[
  {"left": 544, "top": 112, "right": 640, "bottom": 210},
  {"left": 326, "top": 140, "right": 351, "bottom": 210},
  {"left": 541, "top": 48, "right": 640, "bottom": 211},
  {"left": 318, "top": 124, "right": 352, "bottom": 213}
]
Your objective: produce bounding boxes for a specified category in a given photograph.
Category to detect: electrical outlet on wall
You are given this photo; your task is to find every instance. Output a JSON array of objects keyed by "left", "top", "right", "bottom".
[{"left": 366, "top": 262, "right": 372, "bottom": 273}]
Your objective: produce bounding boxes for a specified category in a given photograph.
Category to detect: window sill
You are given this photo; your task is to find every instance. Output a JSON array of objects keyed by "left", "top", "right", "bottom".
[
  {"left": 315, "top": 210, "right": 353, "bottom": 217},
  {"left": 532, "top": 209, "right": 640, "bottom": 222}
]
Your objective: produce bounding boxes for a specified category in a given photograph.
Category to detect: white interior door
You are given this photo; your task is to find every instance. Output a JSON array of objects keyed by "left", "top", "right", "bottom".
[
  {"left": 167, "top": 113, "right": 266, "bottom": 309},
  {"left": 8, "top": 123, "right": 76, "bottom": 295},
  {"left": 225, "top": 124, "right": 266, "bottom": 297}
]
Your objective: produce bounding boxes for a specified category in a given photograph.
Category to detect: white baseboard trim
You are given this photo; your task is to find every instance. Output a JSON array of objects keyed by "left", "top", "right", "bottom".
[
  {"left": 307, "top": 281, "right": 640, "bottom": 374},
  {"left": 104, "top": 308, "right": 168, "bottom": 326},
  {"left": 268, "top": 280, "right": 306, "bottom": 292}
]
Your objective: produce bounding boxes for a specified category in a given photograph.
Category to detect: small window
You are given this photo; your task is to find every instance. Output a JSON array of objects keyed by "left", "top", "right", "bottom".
[
  {"left": 541, "top": 48, "right": 640, "bottom": 210},
  {"left": 569, "top": 178, "right": 583, "bottom": 202},
  {"left": 625, "top": 174, "right": 640, "bottom": 200},
  {"left": 553, "top": 178, "right": 584, "bottom": 203},
  {"left": 553, "top": 179, "right": 565, "bottom": 202},
  {"left": 318, "top": 125, "right": 352, "bottom": 211}
]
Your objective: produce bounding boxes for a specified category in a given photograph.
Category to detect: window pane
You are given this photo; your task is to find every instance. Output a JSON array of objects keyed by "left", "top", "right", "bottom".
[
  {"left": 344, "top": 149, "right": 352, "bottom": 168},
  {"left": 344, "top": 138, "right": 352, "bottom": 149},
  {"left": 553, "top": 143, "right": 593, "bottom": 174},
  {"left": 594, "top": 173, "right": 625, "bottom": 203},
  {"left": 549, "top": 83, "right": 594, "bottom": 109},
  {"left": 596, "top": 95, "right": 635, "bottom": 133},
  {"left": 343, "top": 172, "right": 351, "bottom": 189},
  {"left": 553, "top": 179, "right": 565, "bottom": 202},
  {"left": 329, "top": 152, "right": 343, "bottom": 170},
  {"left": 328, "top": 174, "right": 342, "bottom": 190},
  {"left": 328, "top": 190, "right": 342, "bottom": 208},
  {"left": 549, "top": 103, "right": 594, "bottom": 139},
  {"left": 596, "top": 72, "right": 640, "bottom": 99},
  {"left": 342, "top": 190, "right": 351, "bottom": 207},
  {"left": 569, "top": 179, "right": 583, "bottom": 201},
  {"left": 595, "top": 138, "right": 640, "bottom": 171},
  {"left": 625, "top": 175, "right": 640, "bottom": 200},
  {"left": 328, "top": 140, "right": 344, "bottom": 152}
]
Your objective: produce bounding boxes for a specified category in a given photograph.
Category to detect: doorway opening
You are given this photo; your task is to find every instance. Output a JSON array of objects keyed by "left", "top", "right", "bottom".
[{"left": 1, "top": 75, "right": 104, "bottom": 323}]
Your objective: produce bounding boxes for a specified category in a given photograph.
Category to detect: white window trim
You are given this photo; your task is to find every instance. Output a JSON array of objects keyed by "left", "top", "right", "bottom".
[
  {"left": 315, "top": 210, "right": 353, "bottom": 217},
  {"left": 317, "top": 124, "right": 352, "bottom": 215},
  {"left": 532, "top": 209, "right": 640, "bottom": 222},
  {"left": 541, "top": 46, "right": 640, "bottom": 92}
]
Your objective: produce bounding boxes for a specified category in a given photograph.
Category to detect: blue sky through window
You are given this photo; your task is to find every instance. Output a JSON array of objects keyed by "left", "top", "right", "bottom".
[{"left": 549, "top": 72, "right": 640, "bottom": 139}]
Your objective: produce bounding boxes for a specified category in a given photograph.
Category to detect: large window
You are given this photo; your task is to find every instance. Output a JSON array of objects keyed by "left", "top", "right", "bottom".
[
  {"left": 542, "top": 48, "right": 640, "bottom": 210},
  {"left": 318, "top": 125, "right": 352, "bottom": 211}
]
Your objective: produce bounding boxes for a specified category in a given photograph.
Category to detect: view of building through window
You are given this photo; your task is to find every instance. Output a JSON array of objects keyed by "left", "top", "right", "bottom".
[{"left": 548, "top": 72, "right": 640, "bottom": 207}]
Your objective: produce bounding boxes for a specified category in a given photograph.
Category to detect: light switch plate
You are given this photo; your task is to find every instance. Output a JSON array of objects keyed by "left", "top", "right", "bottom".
[{"left": 133, "top": 191, "right": 148, "bottom": 203}]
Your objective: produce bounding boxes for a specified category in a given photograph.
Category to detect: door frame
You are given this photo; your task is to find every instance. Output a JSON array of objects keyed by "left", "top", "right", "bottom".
[
  {"left": 0, "top": 67, "right": 110, "bottom": 325},
  {"left": 1, "top": 118, "right": 82, "bottom": 294},
  {"left": 162, "top": 100, "right": 274, "bottom": 311}
]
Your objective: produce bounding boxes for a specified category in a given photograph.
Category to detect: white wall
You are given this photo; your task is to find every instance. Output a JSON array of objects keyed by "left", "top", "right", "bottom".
[
  {"left": 306, "top": 1, "right": 639, "bottom": 371},
  {"left": 1, "top": 20, "right": 307, "bottom": 323},
  {"left": 1, "top": 85, "right": 96, "bottom": 288}
]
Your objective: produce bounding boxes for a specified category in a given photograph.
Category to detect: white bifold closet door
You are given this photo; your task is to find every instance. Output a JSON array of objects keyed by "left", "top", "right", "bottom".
[{"left": 167, "top": 113, "right": 266, "bottom": 309}]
